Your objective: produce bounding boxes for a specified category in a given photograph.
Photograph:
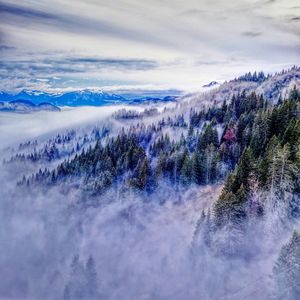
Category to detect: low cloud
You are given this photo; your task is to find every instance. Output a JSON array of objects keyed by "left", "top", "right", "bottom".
[{"left": 0, "top": 56, "right": 159, "bottom": 91}]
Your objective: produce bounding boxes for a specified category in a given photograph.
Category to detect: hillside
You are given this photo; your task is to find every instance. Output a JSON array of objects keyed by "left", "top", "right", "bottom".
[
  {"left": 0, "top": 68, "right": 299, "bottom": 300},
  {"left": 184, "top": 67, "right": 300, "bottom": 109}
]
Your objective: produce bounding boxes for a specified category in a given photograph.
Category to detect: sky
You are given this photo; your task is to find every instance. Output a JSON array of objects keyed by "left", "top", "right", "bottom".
[{"left": 0, "top": 0, "right": 299, "bottom": 92}]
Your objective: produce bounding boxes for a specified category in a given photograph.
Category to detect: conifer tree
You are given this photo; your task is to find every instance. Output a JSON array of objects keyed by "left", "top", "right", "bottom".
[
  {"left": 233, "top": 147, "right": 253, "bottom": 192},
  {"left": 155, "top": 152, "right": 166, "bottom": 181},
  {"left": 273, "top": 230, "right": 300, "bottom": 300},
  {"left": 191, "top": 150, "right": 202, "bottom": 185},
  {"left": 180, "top": 152, "right": 192, "bottom": 186},
  {"left": 130, "top": 157, "right": 151, "bottom": 190},
  {"left": 265, "top": 139, "right": 295, "bottom": 205},
  {"left": 85, "top": 256, "right": 98, "bottom": 299}
]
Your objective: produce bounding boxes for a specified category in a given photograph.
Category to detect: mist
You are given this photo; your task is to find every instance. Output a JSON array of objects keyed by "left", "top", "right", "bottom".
[
  {"left": 0, "top": 105, "right": 138, "bottom": 149},
  {"left": 1, "top": 72, "right": 300, "bottom": 300}
]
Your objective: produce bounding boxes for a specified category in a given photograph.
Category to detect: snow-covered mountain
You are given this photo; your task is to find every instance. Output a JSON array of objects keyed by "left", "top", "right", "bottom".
[
  {"left": 51, "top": 90, "right": 127, "bottom": 106},
  {"left": 0, "top": 89, "right": 180, "bottom": 107},
  {"left": 0, "top": 89, "right": 126, "bottom": 106}
]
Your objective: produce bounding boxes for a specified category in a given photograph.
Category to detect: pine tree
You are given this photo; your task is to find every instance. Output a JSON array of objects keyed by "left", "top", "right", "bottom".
[
  {"left": 130, "top": 157, "right": 151, "bottom": 190},
  {"left": 68, "top": 254, "right": 85, "bottom": 300},
  {"left": 234, "top": 148, "right": 252, "bottom": 190},
  {"left": 282, "top": 119, "right": 300, "bottom": 161},
  {"left": 198, "top": 123, "right": 219, "bottom": 151},
  {"left": 155, "top": 152, "right": 166, "bottom": 181},
  {"left": 273, "top": 230, "right": 300, "bottom": 300},
  {"left": 180, "top": 152, "right": 192, "bottom": 186},
  {"left": 85, "top": 256, "right": 98, "bottom": 299},
  {"left": 265, "top": 139, "right": 295, "bottom": 206},
  {"left": 191, "top": 150, "right": 202, "bottom": 185},
  {"left": 202, "top": 144, "right": 219, "bottom": 184},
  {"left": 63, "top": 284, "right": 70, "bottom": 300},
  {"left": 250, "top": 111, "right": 270, "bottom": 157},
  {"left": 289, "top": 85, "right": 300, "bottom": 102}
]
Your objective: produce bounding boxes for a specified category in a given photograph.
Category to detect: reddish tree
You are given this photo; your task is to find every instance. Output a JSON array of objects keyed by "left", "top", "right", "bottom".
[{"left": 223, "top": 128, "right": 236, "bottom": 142}]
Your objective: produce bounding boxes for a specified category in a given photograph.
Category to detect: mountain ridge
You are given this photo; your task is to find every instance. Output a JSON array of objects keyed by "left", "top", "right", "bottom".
[
  {"left": 0, "top": 99, "right": 60, "bottom": 113},
  {"left": 0, "top": 89, "right": 181, "bottom": 107}
]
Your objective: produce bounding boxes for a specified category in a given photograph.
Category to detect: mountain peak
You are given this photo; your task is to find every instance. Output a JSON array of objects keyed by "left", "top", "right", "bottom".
[{"left": 202, "top": 81, "right": 219, "bottom": 88}]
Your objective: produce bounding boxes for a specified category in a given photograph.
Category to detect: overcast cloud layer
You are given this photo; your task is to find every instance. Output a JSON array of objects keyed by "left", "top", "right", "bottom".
[{"left": 0, "top": 0, "right": 299, "bottom": 92}]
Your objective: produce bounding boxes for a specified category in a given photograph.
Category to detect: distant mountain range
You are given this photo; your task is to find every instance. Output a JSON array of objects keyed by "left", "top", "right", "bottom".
[
  {"left": 0, "top": 100, "right": 60, "bottom": 113},
  {"left": 0, "top": 89, "right": 180, "bottom": 107}
]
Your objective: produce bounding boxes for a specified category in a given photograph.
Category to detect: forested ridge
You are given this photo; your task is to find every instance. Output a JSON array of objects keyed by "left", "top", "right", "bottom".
[
  {"left": 15, "top": 86, "right": 300, "bottom": 299},
  {"left": 20, "top": 87, "right": 300, "bottom": 201},
  {"left": 1, "top": 70, "right": 300, "bottom": 300}
]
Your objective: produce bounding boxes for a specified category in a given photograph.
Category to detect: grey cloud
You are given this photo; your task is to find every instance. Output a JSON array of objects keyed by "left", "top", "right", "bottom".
[
  {"left": 0, "top": 45, "right": 15, "bottom": 51},
  {"left": 0, "top": 2, "right": 125, "bottom": 36},
  {"left": 264, "top": 0, "right": 277, "bottom": 5},
  {"left": 0, "top": 2, "right": 55, "bottom": 20},
  {"left": 0, "top": 1, "right": 176, "bottom": 50},
  {"left": 195, "top": 55, "right": 243, "bottom": 66},
  {"left": 64, "top": 57, "right": 158, "bottom": 70},
  {"left": 178, "top": 9, "right": 207, "bottom": 18},
  {"left": 195, "top": 60, "right": 227, "bottom": 66},
  {"left": 0, "top": 56, "right": 159, "bottom": 90},
  {"left": 242, "top": 31, "right": 262, "bottom": 37},
  {"left": 178, "top": 8, "right": 227, "bottom": 21},
  {"left": 0, "top": 61, "right": 82, "bottom": 75},
  {"left": 0, "top": 57, "right": 158, "bottom": 74}
]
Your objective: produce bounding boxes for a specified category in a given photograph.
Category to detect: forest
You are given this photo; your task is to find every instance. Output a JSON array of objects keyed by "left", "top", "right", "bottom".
[{"left": 0, "top": 69, "right": 300, "bottom": 300}]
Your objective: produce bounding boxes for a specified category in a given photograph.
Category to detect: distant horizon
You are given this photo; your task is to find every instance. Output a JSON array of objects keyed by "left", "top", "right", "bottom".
[{"left": 0, "top": 66, "right": 298, "bottom": 94}]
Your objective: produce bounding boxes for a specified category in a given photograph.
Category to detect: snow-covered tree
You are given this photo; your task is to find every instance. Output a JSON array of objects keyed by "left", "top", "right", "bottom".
[{"left": 273, "top": 231, "right": 300, "bottom": 300}]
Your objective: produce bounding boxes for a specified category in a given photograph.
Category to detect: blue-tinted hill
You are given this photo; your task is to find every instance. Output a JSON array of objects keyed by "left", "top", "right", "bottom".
[{"left": 0, "top": 99, "right": 60, "bottom": 113}]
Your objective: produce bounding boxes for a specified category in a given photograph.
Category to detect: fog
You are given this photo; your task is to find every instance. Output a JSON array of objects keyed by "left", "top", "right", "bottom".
[
  {"left": 0, "top": 107, "right": 299, "bottom": 300},
  {"left": 0, "top": 106, "right": 136, "bottom": 149}
]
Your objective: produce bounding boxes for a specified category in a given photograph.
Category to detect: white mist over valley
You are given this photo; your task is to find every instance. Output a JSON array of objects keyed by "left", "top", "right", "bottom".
[{"left": 0, "top": 68, "right": 300, "bottom": 300}]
